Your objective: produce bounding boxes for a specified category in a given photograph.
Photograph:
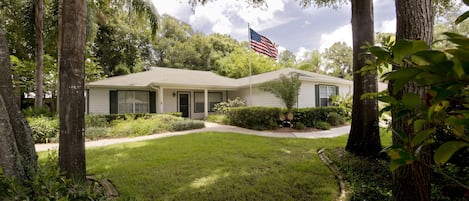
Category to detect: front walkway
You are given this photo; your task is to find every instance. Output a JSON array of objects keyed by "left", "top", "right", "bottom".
[{"left": 35, "top": 122, "right": 350, "bottom": 152}]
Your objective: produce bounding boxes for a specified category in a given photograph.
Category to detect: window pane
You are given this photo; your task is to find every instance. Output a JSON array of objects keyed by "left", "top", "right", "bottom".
[
  {"left": 319, "top": 86, "right": 327, "bottom": 98},
  {"left": 208, "top": 92, "right": 222, "bottom": 112},
  {"left": 194, "top": 92, "right": 204, "bottom": 113},
  {"left": 134, "top": 92, "right": 149, "bottom": 113},
  {"left": 118, "top": 91, "right": 133, "bottom": 113}
]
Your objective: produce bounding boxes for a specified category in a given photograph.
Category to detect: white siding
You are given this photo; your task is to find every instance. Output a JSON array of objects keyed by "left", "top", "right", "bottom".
[
  {"left": 338, "top": 84, "right": 352, "bottom": 96},
  {"left": 163, "top": 89, "right": 178, "bottom": 114},
  {"left": 297, "top": 82, "right": 316, "bottom": 108},
  {"left": 237, "top": 87, "right": 284, "bottom": 108},
  {"left": 88, "top": 88, "right": 109, "bottom": 114}
]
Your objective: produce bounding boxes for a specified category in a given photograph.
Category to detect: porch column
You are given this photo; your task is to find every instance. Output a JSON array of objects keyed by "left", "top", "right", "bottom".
[
  {"left": 204, "top": 88, "right": 208, "bottom": 118},
  {"left": 159, "top": 87, "right": 164, "bottom": 114}
]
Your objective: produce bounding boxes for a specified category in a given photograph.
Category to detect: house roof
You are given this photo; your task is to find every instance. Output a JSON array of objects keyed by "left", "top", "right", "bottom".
[
  {"left": 235, "top": 68, "right": 353, "bottom": 87},
  {"left": 86, "top": 67, "right": 238, "bottom": 89},
  {"left": 86, "top": 66, "right": 362, "bottom": 89}
]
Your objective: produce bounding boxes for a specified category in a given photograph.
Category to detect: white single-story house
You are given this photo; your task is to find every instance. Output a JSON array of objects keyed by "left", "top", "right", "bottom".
[{"left": 85, "top": 67, "right": 385, "bottom": 119}]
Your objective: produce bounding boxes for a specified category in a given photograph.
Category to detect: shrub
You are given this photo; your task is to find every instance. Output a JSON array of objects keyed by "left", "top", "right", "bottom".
[
  {"left": 225, "top": 107, "right": 281, "bottom": 130},
  {"left": 85, "top": 127, "right": 111, "bottom": 140},
  {"left": 295, "top": 122, "right": 306, "bottom": 130},
  {"left": 164, "top": 112, "right": 183, "bottom": 117},
  {"left": 27, "top": 116, "right": 59, "bottom": 143},
  {"left": 314, "top": 121, "right": 330, "bottom": 130},
  {"left": 169, "top": 120, "right": 205, "bottom": 131},
  {"left": 206, "top": 114, "right": 228, "bottom": 124},
  {"left": 327, "top": 112, "right": 346, "bottom": 126},
  {"left": 109, "top": 118, "right": 167, "bottom": 137},
  {"left": 85, "top": 115, "right": 108, "bottom": 128},
  {"left": 0, "top": 153, "right": 108, "bottom": 200},
  {"left": 213, "top": 97, "right": 247, "bottom": 114},
  {"left": 22, "top": 106, "right": 55, "bottom": 118}
]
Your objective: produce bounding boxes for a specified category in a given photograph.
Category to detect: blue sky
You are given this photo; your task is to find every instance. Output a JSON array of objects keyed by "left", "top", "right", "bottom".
[{"left": 151, "top": 0, "right": 397, "bottom": 59}]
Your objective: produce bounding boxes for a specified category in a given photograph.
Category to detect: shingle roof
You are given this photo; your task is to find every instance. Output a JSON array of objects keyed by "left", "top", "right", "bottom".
[
  {"left": 86, "top": 67, "right": 238, "bottom": 89},
  {"left": 86, "top": 67, "right": 359, "bottom": 89}
]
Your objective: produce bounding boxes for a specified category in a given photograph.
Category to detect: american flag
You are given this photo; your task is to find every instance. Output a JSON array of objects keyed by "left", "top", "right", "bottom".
[{"left": 250, "top": 28, "right": 278, "bottom": 59}]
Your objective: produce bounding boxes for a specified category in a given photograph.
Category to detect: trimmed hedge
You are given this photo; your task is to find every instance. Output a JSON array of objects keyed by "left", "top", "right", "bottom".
[
  {"left": 226, "top": 107, "right": 281, "bottom": 130},
  {"left": 225, "top": 106, "right": 348, "bottom": 130}
]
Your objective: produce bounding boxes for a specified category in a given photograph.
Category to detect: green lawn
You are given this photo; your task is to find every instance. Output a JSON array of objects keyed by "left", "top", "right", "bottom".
[{"left": 85, "top": 132, "right": 349, "bottom": 200}]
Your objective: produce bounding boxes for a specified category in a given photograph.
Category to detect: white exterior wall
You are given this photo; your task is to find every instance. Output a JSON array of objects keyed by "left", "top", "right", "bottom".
[
  {"left": 236, "top": 87, "right": 284, "bottom": 108},
  {"left": 163, "top": 89, "right": 178, "bottom": 114},
  {"left": 88, "top": 88, "right": 110, "bottom": 114},
  {"left": 297, "top": 82, "right": 316, "bottom": 108},
  {"left": 338, "top": 84, "right": 352, "bottom": 96}
]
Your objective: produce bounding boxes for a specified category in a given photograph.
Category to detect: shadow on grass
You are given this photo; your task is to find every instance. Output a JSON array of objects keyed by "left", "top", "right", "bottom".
[{"left": 84, "top": 132, "right": 347, "bottom": 200}]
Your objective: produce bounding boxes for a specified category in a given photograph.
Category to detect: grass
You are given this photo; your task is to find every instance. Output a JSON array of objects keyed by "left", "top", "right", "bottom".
[{"left": 83, "top": 132, "right": 349, "bottom": 200}]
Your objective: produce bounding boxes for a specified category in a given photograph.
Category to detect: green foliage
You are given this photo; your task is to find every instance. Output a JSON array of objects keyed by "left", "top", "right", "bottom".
[
  {"left": 327, "top": 112, "right": 345, "bottom": 126},
  {"left": 0, "top": 153, "right": 107, "bottom": 200},
  {"left": 367, "top": 29, "right": 469, "bottom": 183},
  {"left": 169, "top": 120, "right": 205, "bottom": 131},
  {"left": 259, "top": 72, "right": 302, "bottom": 110},
  {"left": 22, "top": 106, "right": 55, "bottom": 118},
  {"left": 294, "top": 49, "right": 322, "bottom": 73},
  {"left": 216, "top": 46, "right": 281, "bottom": 78},
  {"left": 27, "top": 116, "right": 59, "bottom": 143},
  {"left": 326, "top": 149, "right": 392, "bottom": 201},
  {"left": 226, "top": 107, "right": 281, "bottom": 130},
  {"left": 322, "top": 41, "right": 353, "bottom": 79},
  {"left": 225, "top": 106, "right": 348, "bottom": 130},
  {"left": 314, "top": 121, "right": 331, "bottom": 130},
  {"left": 205, "top": 114, "right": 228, "bottom": 124},
  {"left": 213, "top": 97, "right": 247, "bottom": 114},
  {"left": 85, "top": 115, "right": 109, "bottom": 128},
  {"left": 295, "top": 122, "right": 306, "bottom": 130}
]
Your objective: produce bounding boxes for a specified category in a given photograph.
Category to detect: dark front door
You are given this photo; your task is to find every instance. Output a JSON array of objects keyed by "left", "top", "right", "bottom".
[{"left": 178, "top": 93, "right": 190, "bottom": 118}]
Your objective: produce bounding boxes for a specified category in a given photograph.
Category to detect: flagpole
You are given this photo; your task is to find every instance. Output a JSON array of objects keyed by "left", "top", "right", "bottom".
[{"left": 248, "top": 23, "right": 252, "bottom": 106}]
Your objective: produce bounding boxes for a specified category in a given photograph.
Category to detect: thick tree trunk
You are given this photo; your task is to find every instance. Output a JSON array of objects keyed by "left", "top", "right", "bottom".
[
  {"left": 34, "top": 0, "right": 44, "bottom": 108},
  {"left": 58, "top": 0, "right": 87, "bottom": 181},
  {"left": 392, "top": 1, "right": 434, "bottom": 201},
  {"left": 0, "top": 24, "right": 38, "bottom": 180},
  {"left": 346, "top": 0, "right": 381, "bottom": 157}
]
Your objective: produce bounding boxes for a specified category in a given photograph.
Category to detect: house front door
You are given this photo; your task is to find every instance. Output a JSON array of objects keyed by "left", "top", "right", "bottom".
[{"left": 178, "top": 93, "right": 190, "bottom": 118}]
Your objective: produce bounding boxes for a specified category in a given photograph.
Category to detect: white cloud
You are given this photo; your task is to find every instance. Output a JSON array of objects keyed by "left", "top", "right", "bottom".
[
  {"left": 151, "top": 0, "right": 191, "bottom": 20},
  {"left": 277, "top": 46, "right": 287, "bottom": 54},
  {"left": 377, "top": 18, "right": 396, "bottom": 33},
  {"left": 295, "top": 47, "right": 311, "bottom": 61},
  {"left": 319, "top": 24, "right": 352, "bottom": 51}
]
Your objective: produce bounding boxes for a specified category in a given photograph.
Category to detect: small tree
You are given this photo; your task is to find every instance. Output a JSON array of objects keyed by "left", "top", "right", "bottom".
[{"left": 259, "top": 72, "right": 302, "bottom": 111}]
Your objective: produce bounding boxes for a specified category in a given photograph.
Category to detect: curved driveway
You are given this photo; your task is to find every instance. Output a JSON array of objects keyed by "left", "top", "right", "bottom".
[{"left": 35, "top": 122, "right": 350, "bottom": 152}]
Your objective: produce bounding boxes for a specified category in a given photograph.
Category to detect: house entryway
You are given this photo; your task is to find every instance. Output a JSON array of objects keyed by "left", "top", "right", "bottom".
[{"left": 178, "top": 92, "right": 190, "bottom": 118}]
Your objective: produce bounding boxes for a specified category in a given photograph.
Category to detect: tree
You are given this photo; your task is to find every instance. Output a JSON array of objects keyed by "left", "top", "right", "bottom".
[
  {"left": 259, "top": 72, "right": 302, "bottom": 110},
  {"left": 278, "top": 50, "right": 296, "bottom": 68},
  {"left": 295, "top": 49, "right": 322, "bottom": 73},
  {"left": 391, "top": 0, "right": 434, "bottom": 200},
  {"left": 34, "top": 0, "right": 44, "bottom": 108},
  {"left": 345, "top": 0, "right": 381, "bottom": 157},
  {"left": 0, "top": 23, "right": 37, "bottom": 181},
  {"left": 322, "top": 41, "right": 353, "bottom": 79},
  {"left": 58, "top": 0, "right": 87, "bottom": 180},
  {"left": 217, "top": 44, "right": 280, "bottom": 78}
]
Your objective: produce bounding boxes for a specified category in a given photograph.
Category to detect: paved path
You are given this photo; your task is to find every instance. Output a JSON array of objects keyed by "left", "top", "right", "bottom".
[{"left": 35, "top": 122, "right": 350, "bottom": 152}]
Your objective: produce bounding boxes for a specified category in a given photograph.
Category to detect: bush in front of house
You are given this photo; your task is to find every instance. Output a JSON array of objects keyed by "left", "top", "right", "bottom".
[
  {"left": 225, "top": 107, "right": 281, "bottom": 130},
  {"left": 313, "top": 121, "right": 331, "bottom": 130},
  {"left": 27, "top": 116, "right": 59, "bottom": 143},
  {"left": 169, "top": 120, "right": 205, "bottom": 131},
  {"left": 224, "top": 106, "right": 347, "bottom": 130},
  {"left": 205, "top": 114, "right": 228, "bottom": 124}
]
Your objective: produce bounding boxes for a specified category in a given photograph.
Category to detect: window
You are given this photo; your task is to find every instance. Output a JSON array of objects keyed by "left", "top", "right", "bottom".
[
  {"left": 118, "top": 91, "right": 149, "bottom": 113},
  {"left": 317, "top": 85, "right": 338, "bottom": 107},
  {"left": 194, "top": 92, "right": 223, "bottom": 113}
]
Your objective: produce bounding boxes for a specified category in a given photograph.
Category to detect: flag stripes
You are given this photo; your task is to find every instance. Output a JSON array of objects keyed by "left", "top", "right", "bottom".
[{"left": 250, "top": 28, "right": 278, "bottom": 58}]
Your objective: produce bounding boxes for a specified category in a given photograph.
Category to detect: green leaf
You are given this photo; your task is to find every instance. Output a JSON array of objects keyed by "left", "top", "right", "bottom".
[
  {"left": 402, "top": 93, "right": 421, "bottom": 109},
  {"left": 392, "top": 40, "right": 427, "bottom": 64},
  {"left": 434, "top": 141, "right": 469, "bottom": 166},
  {"left": 411, "top": 51, "right": 447, "bottom": 66},
  {"left": 456, "top": 11, "right": 469, "bottom": 24},
  {"left": 411, "top": 128, "right": 435, "bottom": 147},
  {"left": 378, "top": 95, "right": 397, "bottom": 104},
  {"left": 452, "top": 59, "right": 465, "bottom": 77},
  {"left": 384, "top": 68, "right": 423, "bottom": 94},
  {"left": 413, "top": 119, "right": 426, "bottom": 133}
]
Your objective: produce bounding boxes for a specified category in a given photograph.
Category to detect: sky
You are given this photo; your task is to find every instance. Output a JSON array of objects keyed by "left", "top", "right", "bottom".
[{"left": 151, "top": 0, "right": 397, "bottom": 60}]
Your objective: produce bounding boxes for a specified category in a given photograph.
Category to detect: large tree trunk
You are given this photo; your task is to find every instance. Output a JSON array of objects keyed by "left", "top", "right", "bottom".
[
  {"left": 392, "top": 0, "right": 434, "bottom": 201},
  {"left": 346, "top": 0, "right": 381, "bottom": 157},
  {"left": 58, "top": 0, "right": 87, "bottom": 181},
  {"left": 34, "top": 0, "right": 44, "bottom": 108},
  {"left": 0, "top": 24, "right": 38, "bottom": 180}
]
